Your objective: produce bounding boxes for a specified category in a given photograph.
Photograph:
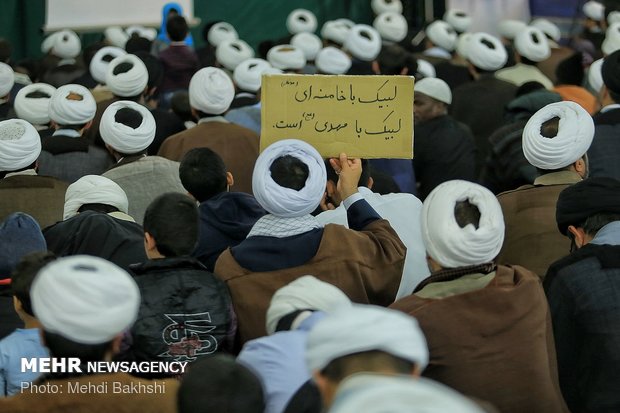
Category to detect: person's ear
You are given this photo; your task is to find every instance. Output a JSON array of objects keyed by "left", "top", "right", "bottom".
[
  {"left": 371, "top": 60, "right": 381, "bottom": 75},
  {"left": 144, "top": 231, "right": 158, "bottom": 252},
  {"left": 82, "top": 120, "right": 93, "bottom": 132},
  {"left": 367, "top": 176, "right": 374, "bottom": 190},
  {"left": 226, "top": 172, "right": 234, "bottom": 188},
  {"left": 326, "top": 180, "right": 337, "bottom": 197},
  {"left": 110, "top": 334, "right": 123, "bottom": 355},
  {"left": 312, "top": 371, "right": 338, "bottom": 407},
  {"left": 573, "top": 157, "right": 587, "bottom": 178},
  {"left": 13, "top": 296, "right": 22, "bottom": 313},
  {"left": 411, "top": 363, "right": 422, "bottom": 377},
  {"left": 567, "top": 225, "right": 587, "bottom": 248}
]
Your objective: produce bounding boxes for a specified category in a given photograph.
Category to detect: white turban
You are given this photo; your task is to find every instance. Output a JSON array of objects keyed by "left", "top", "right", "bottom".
[
  {"left": 233, "top": 58, "right": 271, "bottom": 93},
  {"left": 189, "top": 67, "right": 235, "bottom": 115},
  {"left": 514, "top": 27, "right": 550, "bottom": 62},
  {"left": 455, "top": 33, "right": 472, "bottom": 60},
  {"left": 466, "top": 32, "right": 507, "bottom": 71},
  {"left": 371, "top": 0, "right": 403, "bottom": 15},
  {"left": 588, "top": 58, "right": 604, "bottom": 95},
  {"left": 584, "top": 1, "right": 604, "bottom": 21},
  {"left": 105, "top": 54, "right": 149, "bottom": 98},
  {"left": 0, "top": 62, "right": 14, "bottom": 98},
  {"left": 216, "top": 39, "right": 255, "bottom": 72},
  {"left": 48, "top": 84, "right": 97, "bottom": 126},
  {"left": 344, "top": 24, "right": 382, "bottom": 61},
  {"left": 330, "top": 375, "right": 486, "bottom": 413},
  {"left": 0, "top": 119, "right": 41, "bottom": 172},
  {"left": 63, "top": 175, "right": 129, "bottom": 220},
  {"left": 373, "top": 12, "right": 408, "bottom": 43},
  {"left": 306, "top": 304, "right": 429, "bottom": 372},
  {"left": 89, "top": 46, "right": 127, "bottom": 85},
  {"left": 316, "top": 46, "right": 352, "bottom": 74},
  {"left": 267, "top": 45, "right": 307, "bottom": 70},
  {"left": 14, "top": 83, "right": 56, "bottom": 126},
  {"left": 100, "top": 100, "right": 156, "bottom": 154},
  {"left": 105, "top": 26, "right": 129, "bottom": 48},
  {"left": 208, "top": 22, "right": 239, "bottom": 47},
  {"left": 253, "top": 139, "right": 326, "bottom": 218},
  {"left": 50, "top": 30, "right": 81, "bottom": 59},
  {"left": 609, "top": 11, "right": 620, "bottom": 25},
  {"left": 426, "top": 20, "right": 457, "bottom": 52},
  {"left": 415, "top": 77, "right": 451, "bottom": 104},
  {"left": 286, "top": 9, "right": 318, "bottom": 34},
  {"left": 266, "top": 275, "right": 352, "bottom": 335},
  {"left": 522, "top": 101, "right": 594, "bottom": 170},
  {"left": 497, "top": 20, "right": 527, "bottom": 40},
  {"left": 444, "top": 9, "right": 472, "bottom": 33},
  {"left": 41, "top": 32, "right": 61, "bottom": 54},
  {"left": 531, "top": 18, "right": 561, "bottom": 43},
  {"left": 321, "top": 20, "right": 352, "bottom": 45},
  {"left": 125, "top": 26, "right": 157, "bottom": 41},
  {"left": 603, "top": 23, "right": 620, "bottom": 55},
  {"left": 416, "top": 59, "right": 436, "bottom": 78},
  {"left": 291, "top": 33, "right": 323, "bottom": 61},
  {"left": 422, "top": 180, "right": 504, "bottom": 268},
  {"left": 31, "top": 255, "right": 140, "bottom": 345}
]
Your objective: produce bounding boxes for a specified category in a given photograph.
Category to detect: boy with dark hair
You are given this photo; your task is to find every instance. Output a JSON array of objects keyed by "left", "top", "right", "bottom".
[
  {"left": 158, "top": 15, "right": 199, "bottom": 109},
  {"left": 179, "top": 148, "right": 265, "bottom": 271},
  {"left": 123, "top": 192, "right": 236, "bottom": 370},
  {"left": 178, "top": 354, "right": 265, "bottom": 413},
  {"left": 0, "top": 251, "right": 53, "bottom": 396}
]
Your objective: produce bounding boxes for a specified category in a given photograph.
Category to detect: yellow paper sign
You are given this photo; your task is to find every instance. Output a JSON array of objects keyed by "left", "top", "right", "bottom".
[{"left": 260, "top": 74, "right": 414, "bottom": 159}]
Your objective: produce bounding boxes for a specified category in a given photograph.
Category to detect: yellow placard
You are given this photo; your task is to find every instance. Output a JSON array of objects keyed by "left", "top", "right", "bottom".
[{"left": 260, "top": 74, "right": 414, "bottom": 159}]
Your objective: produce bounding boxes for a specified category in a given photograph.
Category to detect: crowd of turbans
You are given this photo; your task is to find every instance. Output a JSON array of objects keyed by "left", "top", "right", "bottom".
[{"left": 1, "top": 0, "right": 620, "bottom": 412}]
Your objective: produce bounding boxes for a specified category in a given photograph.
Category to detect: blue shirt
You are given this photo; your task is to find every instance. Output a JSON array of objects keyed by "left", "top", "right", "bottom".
[
  {"left": 237, "top": 312, "right": 325, "bottom": 413},
  {"left": 0, "top": 328, "right": 48, "bottom": 396}
]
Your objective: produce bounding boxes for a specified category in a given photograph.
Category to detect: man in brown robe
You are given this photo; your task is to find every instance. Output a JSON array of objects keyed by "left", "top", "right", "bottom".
[{"left": 390, "top": 180, "right": 568, "bottom": 413}]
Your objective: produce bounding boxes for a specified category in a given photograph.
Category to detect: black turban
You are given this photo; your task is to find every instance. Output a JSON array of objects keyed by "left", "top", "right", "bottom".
[
  {"left": 556, "top": 177, "right": 620, "bottom": 235},
  {"left": 602, "top": 49, "right": 620, "bottom": 95}
]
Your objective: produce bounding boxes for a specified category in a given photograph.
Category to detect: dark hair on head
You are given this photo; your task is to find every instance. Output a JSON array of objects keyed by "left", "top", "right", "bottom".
[
  {"left": 114, "top": 107, "right": 143, "bottom": 129},
  {"left": 377, "top": 44, "right": 415, "bottom": 75},
  {"left": 179, "top": 148, "right": 228, "bottom": 202},
  {"left": 112, "top": 61, "right": 134, "bottom": 75},
  {"left": 609, "top": 88, "right": 620, "bottom": 103},
  {"left": 133, "top": 51, "right": 163, "bottom": 90},
  {"left": 325, "top": 159, "right": 371, "bottom": 188},
  {"left": 516, "top": 81, "right": 545, "bottom": 97},
  {"left": 178, "top": 354, "right": 265, "bottom": 413},
  {"left": 171, "top": 91, "right": 194, "bottom": 122},
  {"left": 82, "top": 42, "right": 105, "bottom": 67},
  {"left": 270, "top": 155, "right": 309, "bottom": 190},
  {"left": 320, "top": 350, "right": 415, "bottom": 383},
  {"left": 143, "top": 192, "right": 199, "bottom": 257},
  {"left": 583, "top": 212, "right": 620, "bottom": 236},
  {"left": 25, "top": 90, "right": 52, "bottom": 99},
  {"left": 167, "top": 15, "right": 189, "bottom": 42},
  {"left": 77, "top": 203, "right": 120, "bottom": 214},
  {"left": 454, "top": 199, "right": 481, "bottom": 229},
  {"left": 556, "top": 52, "right": 584, "bottom": 86},
  {"left": 0, "top": 38, "right": 12, "bottom": 63},
  {"left": 15, "top": 58, "right": 42, "bottom": 83},
  {"left": 540, "top": 116, "right": 560, "bottom": 139},
  {"left": 43, "top": 331, "right": 113, "bottom": 362},
  {"left": 11, "top": 251, "right": 56, "bottom": 317},
  {"left": 520, "top": 56, "right": 538, "bottom": 66},
  {"left": 125, "top": 36, "right": 152, "bottom": 54}
]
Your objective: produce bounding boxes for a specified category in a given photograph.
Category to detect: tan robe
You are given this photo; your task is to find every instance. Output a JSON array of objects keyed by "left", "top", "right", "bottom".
[
  {"left": 214, "top": 220, "right": 406, "bottom": 344},
  {"left": 390, "top": 265, "right": 568, "bottom": 413}
]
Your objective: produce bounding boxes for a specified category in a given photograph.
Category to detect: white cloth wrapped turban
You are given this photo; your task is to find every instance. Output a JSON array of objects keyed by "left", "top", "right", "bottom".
[
  {"left": 421, "top": 180, "right": 505, "bottom": 268},
  {"left": 522, "top": 101, "right": 594, "bottom": 169},
  {"left": 32, "top": 255, "right": 140, "bottom": 344}
]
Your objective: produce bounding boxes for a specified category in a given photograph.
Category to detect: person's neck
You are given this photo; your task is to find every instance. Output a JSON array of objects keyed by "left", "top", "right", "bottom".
[{"left": 21, "top": 314, "right": 41, "bottom": 329}]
